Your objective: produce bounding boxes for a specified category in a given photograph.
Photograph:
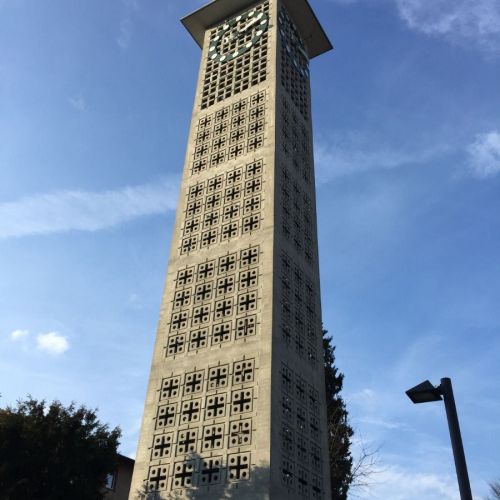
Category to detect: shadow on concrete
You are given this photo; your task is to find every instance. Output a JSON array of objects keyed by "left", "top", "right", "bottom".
[{"left": 133, "top": 452, "right": 270, "bottom": 499}]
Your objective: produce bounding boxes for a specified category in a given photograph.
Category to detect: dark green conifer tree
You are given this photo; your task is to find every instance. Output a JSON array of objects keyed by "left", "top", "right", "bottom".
[{"left": 323, "top": 331, "right": 354, "bottom": 500}]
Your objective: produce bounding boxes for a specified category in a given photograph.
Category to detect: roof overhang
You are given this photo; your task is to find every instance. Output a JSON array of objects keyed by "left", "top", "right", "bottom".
[{"left": 181, "top": 0, "right": 333, "bottom": 59}]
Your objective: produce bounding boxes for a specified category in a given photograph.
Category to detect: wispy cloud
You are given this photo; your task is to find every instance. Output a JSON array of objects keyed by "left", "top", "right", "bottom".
[
  {"left": 127, "top": 293, "right": 144, "bottom": 310},
  {"left": 36, "top": 332, "right": 69, "bottom": 355},
  {"left": 396, "top": 0, "right": 500, "bottom": 51},
  {"left": 314, "top": 134, "right": 441, "bottom": 184},
  {"left": 0, "top": 178, "right": 179, "bottom": 239},
  {"left": 10, "top": 329, "right": 29, "bottom": 341},
  {"left": 68, "top": 94, "right": 86, "bottom": 112},
  {"left": 356, "top": 464, "right": 458, "bottom": 500},
  {"left": 466, "top": 130, "right": 500, "bottom": 178},
  {"left": 116, "top": 0, "right": 140, "bottom": 51},
  {"left": 358, "top": 416, "right": 414, "bottom": 432},
  {"left": 330, "top": 0, "right": 500, "bottom": 53},
  {"left": 117, "top": 19, "right": 133, "bottom": 50}
]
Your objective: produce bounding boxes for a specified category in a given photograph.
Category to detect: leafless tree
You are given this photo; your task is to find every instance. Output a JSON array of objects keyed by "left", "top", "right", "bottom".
[
  {"left": 486, "top": 480, "right": 500, "bottom": 500},
  {"left": 348, "top": 442, "right": 382, "bottom": 496}
]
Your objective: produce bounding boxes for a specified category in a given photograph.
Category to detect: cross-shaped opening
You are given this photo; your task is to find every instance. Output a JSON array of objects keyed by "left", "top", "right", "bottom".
[
  {"left": 184, "top": 219, "right": 199, "bottom": 234},
  {"left": 189, "top": 329, "right": 207, "bottom": 349},
  {"left": 190, "top": 184, "right": 204, "bottom": 199},
  {"left": 174, "top": 289, "right": 190, "bottom": 308},
  {"left": 204, "top": 426, "right": 223, "bottom": 449},
  {"left": 186, "top": 200, "right": 202, "bottom": 217},
  {"left": 225, "top": 186, "right": 241, "bottom": 202},
  {"left": 181, "top": 401, "right": 199, "bottom": 423},
  {"left": 230, "top": 421, "right": 251, "bottom": 446},
  {"left": 206, "top": 194, "right": 221, "bottom": 209},
  {"left": 231, "top": 128, "right": 245, "bottom": 143},
  {"left": 227, "top": 169, "right": 242, "bottom": 185},
  {"left": 199, "top": 116, "right": 212, "bottom": 128},
  {"left": 177, "top": 269, "right": 194, "bottom": 286},
  {"left": 232, "top": 115, "right": 246, "bottom": 128},
  {"left": 161, "top": 378, "right": 180, "bottom": 398},
  {"left": 153, "top": 435, "right": 172, "bottom": 459},
  {"left": 246, "top": 161, "right": 263, "bottom": 178},
  {"left": 209, "top": 367, "right": 228, "bottom": 388},
  {"left": 149, "top": 467, "right": 168, "bottom": 490},
  {"left": 201, "top": 459, "right": 221, "bottom": 484},
  {"left": 249, "top": 134, "right": 264, "bottom": 149},
  {"left": 206, "top": 395, "right": 225, "bottom": 417},
  {"left": 232, "top": 390, "right": 252, "bottom": 413},
  {"left": 234, "top": 362, "right": 254, "bottom": 383},
  {"left": 184, "top": 373, "right": 203, "bottom": 394},
  {"left": 238, "top": 293, "right": 257, "bottom": 312},
  {"left": 195, "top": 283, "right": 212, "bottom": 302},
  {"left": 224, "top": 204, "right": 239, "bottom": 220},
  {"left": 228, "top": 454, "right": 249, "bottom": 480},
  {"left": 173, "top": 463, "right": 194, "bottom": 487},
  {"left": 217, "top": 276, "right": 234, "bottom": 295},
  {"left": 197, "top": 130, "right": 210, "bottom": 142},
  {"left": 178, "top": 432, "right": 196, "bottom": 453},
  {"left": 221, "top": 223, "right": 238, "bottom": 240},
  {"left": 168, "top": 336, "right": 185, "bottom": 355},
  {"left": 198, "top": 262, "right": 215, "bottom": 279},
  {"left": 251, "top": 92, "right": 265, "bottom": 106},
  {"left": 215, "top": 299, "right": 233, "bottom": 318},
  {"left": 157, "top": 404, "right": 176, "bottom": 427},
  {"left": 245, "top": 178, "right": 261, "bottom": 194},
  {"left": 211, "top": 151, "right": 225, "bottom": 165},
  {"left": 239, "top": 270, "right": 257, "bottom": 289},
  {"left": 213, "top": 323, "right": 231, "bottom": 344},
  {"left": 233, "top": 100, "right": 247, "bottom": 113},
  {"left": 244, "top": 196, "right": 260, "bottom": 213},
  {"left": 219, "top": 255, "right": 236, "bottom": 273},
  {"left": 212, "top": 137, "right": 226, "bottom": 151},
  {"left": 171, "top": 313, "right": 187, "bottom": 331}
]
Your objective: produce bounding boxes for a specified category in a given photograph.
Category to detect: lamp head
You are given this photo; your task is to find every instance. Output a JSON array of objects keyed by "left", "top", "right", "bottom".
[{"left": 406, "top": 380, "right": 443, "bottom": 404}]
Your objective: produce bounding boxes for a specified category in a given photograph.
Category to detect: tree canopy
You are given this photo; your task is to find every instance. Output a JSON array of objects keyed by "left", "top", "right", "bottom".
[
  {"left": 324, "top": 331, "right": 354, "bottom": 500},
  {"left": 0, "top": 397, "right": 121, "bottom": 500}
]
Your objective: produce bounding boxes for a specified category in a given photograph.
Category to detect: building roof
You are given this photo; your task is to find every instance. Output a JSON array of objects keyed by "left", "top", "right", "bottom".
[
  {"left": 181, "top": 0, "right": 333, "bottom": 59},
  {"left": 117, "top": 453, "right": 135, "bottom": 466}
]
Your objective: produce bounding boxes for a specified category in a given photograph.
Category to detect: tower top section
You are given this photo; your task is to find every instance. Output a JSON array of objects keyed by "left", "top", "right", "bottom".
[{"left": 181, "top": 0, "right": 332, "bottom": 58}]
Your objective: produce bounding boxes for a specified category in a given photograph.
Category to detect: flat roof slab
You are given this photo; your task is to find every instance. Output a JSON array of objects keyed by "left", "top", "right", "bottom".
[{"left": 181, "top": 0, "right": 332, "bottom": 59}]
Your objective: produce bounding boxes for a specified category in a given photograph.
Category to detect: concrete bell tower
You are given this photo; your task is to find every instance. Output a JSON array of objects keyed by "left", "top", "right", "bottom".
[{"left": 129, "top": 1, "right": 333, "bottom": 498}]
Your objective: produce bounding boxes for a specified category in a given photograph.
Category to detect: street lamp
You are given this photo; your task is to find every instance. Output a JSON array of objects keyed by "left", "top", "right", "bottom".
[{"left": 406, "top": 378, "right": 473, "bottom": 500}]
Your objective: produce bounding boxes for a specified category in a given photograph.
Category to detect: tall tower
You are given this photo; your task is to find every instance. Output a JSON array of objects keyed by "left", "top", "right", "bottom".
[{"left": 130, "top": 1, "right": 332, "bottom": 498}]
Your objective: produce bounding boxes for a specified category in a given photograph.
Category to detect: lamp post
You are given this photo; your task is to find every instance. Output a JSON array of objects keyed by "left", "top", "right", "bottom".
[{"left": 406, "top": 378, "right": 473, "bottom": 500}]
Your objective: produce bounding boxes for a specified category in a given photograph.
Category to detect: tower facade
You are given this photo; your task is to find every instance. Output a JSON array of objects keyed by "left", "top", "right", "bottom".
[{"left": 130, "top": 1, "right": 332, "bottom": 498}]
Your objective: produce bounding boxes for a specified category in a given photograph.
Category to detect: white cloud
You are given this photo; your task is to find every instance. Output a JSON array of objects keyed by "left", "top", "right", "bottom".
[
  {"left": 36, "top": 332, "right": 69, "bottom": 355},
  {"left": 0, "top": 178, "right": 179, "bottom": 239},
  {"left": 466, "top": 130, "right": 500, "bottom": 178},
  {"left": 314, "top": 134, "right": 439, "bottom": 184},
  {"left": 68, "top": 94, "right": 86, "bottom": 112},
  {"left": 10, "top": 329, "right": 29, "bottom": 341},
  {"left": 396, "top": 0, "right": 500, "bottom": 50}
]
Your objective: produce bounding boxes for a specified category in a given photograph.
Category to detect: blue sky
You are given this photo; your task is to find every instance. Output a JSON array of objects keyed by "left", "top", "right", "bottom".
[{"left": 1, "top": 0, "right": 499, "bottom": 498}]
